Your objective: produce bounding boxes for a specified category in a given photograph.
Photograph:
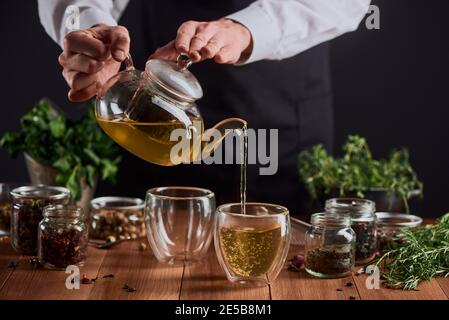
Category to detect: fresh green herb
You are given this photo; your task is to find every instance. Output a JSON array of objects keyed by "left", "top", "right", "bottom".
[
  {"left": 298, "top": 135, "right": 423, "bottom": 211},
  {"left": 377, "top": 213, "right": 449, "bottom": 290},
  {"left": 0, "top": 100, "right": 121, "bottom": 200}
]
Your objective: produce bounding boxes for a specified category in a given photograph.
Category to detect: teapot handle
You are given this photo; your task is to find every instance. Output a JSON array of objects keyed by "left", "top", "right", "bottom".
[{"left": 124, "top": 54, "right": 135, "bottom": 71}]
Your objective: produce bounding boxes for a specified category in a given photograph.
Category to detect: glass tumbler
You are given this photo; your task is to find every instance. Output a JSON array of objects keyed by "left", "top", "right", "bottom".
[
  {"left": 215, "top": 203, "right": 291, "bottom": 287},
  {"left": 145, "top": 187, "right": 215, "bottom": 264}
]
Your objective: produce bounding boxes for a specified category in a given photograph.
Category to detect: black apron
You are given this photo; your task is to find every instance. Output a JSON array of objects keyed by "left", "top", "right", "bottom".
[{"left": 102, "top": 0, "right": 334, "bottom": 215}]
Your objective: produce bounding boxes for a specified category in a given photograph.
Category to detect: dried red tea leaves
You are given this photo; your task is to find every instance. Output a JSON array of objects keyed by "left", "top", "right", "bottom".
[
  {"left": 287, "top": 255, "right": 304, "bottom": 272},
  {"left": 345, "top": 281, "right": 353, "bottom": 287},
  {"left": 13, "top": 198, "right": 53, "bottom": 255},
  {"left": 81, "top": 274, "right": 93, "bottom": 285},
  {"left": 336, "top": 288, "right": 343, "bottom": 292},
  {"left": 122, "top": 284, "right": 137, "bottom": 292},
  {"left": 349, "top": 296, "right": 356, "bottom": 300},
  {"left": 40, "top": 227, "right": 87, "bottom": 269},
  {"left": 102, "top": 274, "right": 114, "bottom": 279}
]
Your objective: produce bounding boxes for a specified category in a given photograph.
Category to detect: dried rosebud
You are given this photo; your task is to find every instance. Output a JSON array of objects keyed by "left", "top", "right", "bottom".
[
  {"left": 102, "top": 274, "right": 114, "bottom": 279},
  {"left": 81, "top": 275, "right": 93, "bottom": 285},
  {"left": 291, "top": 255, "right": 305, "bottom": 269}
]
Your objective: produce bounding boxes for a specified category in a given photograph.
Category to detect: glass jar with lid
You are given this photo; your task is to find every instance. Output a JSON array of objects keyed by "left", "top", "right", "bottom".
[
  {"left": 325, "top": 198, "right": 377, "bottom": 265},
  {"left": 38, "top": 205, "right": 88, "bottom": 269},
  {"left": 89, "top": 196, "right": 146, "bottom": 241},
  {"left": 376, "top": 212, "right": 422, "bottom": 254},
  {"left": 10, "top": 185, "right": 70, "bottom": 255},
  {"left": 305, "top": 213, "right": 355, "bottom": 278}
]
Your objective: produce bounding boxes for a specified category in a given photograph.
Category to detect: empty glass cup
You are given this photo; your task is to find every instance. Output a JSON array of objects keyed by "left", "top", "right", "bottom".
[
  {"left": 144, "top": 187, "right": 215, "bottom": 264},
  {"left": 215, "top": 203, "right": 291, "bottom": 287}
]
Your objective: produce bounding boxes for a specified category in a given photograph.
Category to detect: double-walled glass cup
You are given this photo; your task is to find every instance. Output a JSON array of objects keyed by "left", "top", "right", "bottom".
[
  {"left": 215, "top": 203, "right": 291, "bottom": 287},
  {"left": 145, "top": 187, "right": 215, "bottom": 264}
]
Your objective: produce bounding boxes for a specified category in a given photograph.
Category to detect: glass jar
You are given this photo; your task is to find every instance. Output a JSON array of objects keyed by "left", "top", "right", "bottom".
[
  {"left": 305, "top": 213, "right": 355, "bottom": 278},
  {"left": 89, "top": 197, "right": 145, "bottom": 241},
  {"left": 38, "top": 205, "right": 88, "bottom": 269},
  {"left": 0, "top": 183, "right": 15, "bottom": 236},
  {"left": 10, "top": 186, "right": 70, "bottom": 255},
  {"left": 376, "top": 212, "right": 422, "bottom": 254},
  {"left": 325, "top": 198, "right": 377, "bottom": 265}
]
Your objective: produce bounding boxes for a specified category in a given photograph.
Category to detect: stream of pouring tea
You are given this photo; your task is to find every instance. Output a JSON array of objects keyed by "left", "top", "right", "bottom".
[{"left": 239, "top": 125, "right": 248, "bottom": 215}]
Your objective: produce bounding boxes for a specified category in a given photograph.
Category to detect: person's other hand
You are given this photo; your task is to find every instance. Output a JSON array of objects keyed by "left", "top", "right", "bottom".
[
  {"left": 150, "top": 19, "right": 252, "bottom": 64},
  {"left": 58, "top": 24, "right": 130, "bottom": 102}
]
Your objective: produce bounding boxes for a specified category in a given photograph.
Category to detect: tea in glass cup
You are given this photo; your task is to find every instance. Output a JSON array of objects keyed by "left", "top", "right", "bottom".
[{"left": 215, "top": 203, "right": 291, "bottom": 286}]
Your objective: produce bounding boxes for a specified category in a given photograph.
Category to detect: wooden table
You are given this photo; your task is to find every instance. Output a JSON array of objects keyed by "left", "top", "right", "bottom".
[{"left": 0, "top": 237, "right": 448, "bottom": 300}]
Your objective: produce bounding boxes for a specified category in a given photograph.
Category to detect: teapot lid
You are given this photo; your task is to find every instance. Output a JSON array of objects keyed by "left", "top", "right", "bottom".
[{"left": 145, "top": 54, "right": 203, "bottom": 103}]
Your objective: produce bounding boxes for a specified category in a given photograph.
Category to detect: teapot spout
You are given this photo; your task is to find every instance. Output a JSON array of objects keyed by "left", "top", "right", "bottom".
[{"left": 198, "top": 118, "right": 247, "bottom": 162}]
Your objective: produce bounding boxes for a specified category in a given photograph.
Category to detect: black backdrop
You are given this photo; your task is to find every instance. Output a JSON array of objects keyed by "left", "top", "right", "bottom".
[{"left": 0, "top": 1, "right": 448, "bottom": 217}]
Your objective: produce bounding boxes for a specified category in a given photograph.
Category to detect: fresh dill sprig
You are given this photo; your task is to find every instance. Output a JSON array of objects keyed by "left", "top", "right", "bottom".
[{"left": 377, "top": 212, "right": 449, "bottom": 290}]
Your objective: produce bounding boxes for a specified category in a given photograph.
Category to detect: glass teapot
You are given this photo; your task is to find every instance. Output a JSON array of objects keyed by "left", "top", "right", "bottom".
[{"left": 96, "top": 54, "right": 246, "bottom": 166}]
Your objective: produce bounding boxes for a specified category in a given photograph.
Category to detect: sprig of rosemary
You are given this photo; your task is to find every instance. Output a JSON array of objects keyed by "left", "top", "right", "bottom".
[{"left": 377, "top": 213, "right": 449, "bottom": 290}]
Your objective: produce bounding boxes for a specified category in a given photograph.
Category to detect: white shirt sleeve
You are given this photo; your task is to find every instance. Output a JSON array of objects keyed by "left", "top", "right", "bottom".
[
  {"left": 227, "top": 0, "right": 372, "bottom": 64},
  {"left": 37, "top": 0, "right": 129, "bottom": 48}
]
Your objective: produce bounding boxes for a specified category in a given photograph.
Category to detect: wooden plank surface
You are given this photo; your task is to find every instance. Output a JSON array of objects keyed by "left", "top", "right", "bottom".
[
  {"left": 180, "top": 248, "right": 270, "bottom": 300},
  {"left": 87, "top": 240, "right": 183, "bottom": 300},
  {"left": 1, "top": 238, "right": 449, "bottom": 300}
]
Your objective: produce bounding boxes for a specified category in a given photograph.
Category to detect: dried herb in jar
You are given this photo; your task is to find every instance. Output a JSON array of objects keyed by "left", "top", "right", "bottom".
[
  {"left": 0, "top": 200, "right": 12, "bottom": 233},
  {"left": 90, "top": 207, "right": 146, "bottom": 241},
  {"left": 351, "top": 221, "right": 377, "bottom": 263},
  {"left": 40, "top": 227, "right": 88, "bottom": 269},
  {"left": 12, "top": 198, "right": 53, "bottom": 255},
  {"left": 305, "top": 248, "right": 353, "bottom": 276}
]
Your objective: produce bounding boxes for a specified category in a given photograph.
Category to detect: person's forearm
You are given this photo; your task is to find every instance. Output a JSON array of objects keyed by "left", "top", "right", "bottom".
[
  {"left": 228, "top": 0, "right": 372, "bottom": 64},
  {"left": 38, "top": 0, "right": 123, "bottom": 48}
]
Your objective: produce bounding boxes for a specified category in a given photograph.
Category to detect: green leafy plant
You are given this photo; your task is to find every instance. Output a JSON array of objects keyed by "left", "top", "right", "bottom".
[
  {"left": 377, "top": 213, "right": 449, "bottom": 290},
  {"left": 298, "top": 135, "right": 423, "bottom": 211},
  {"left": 0, "top": 99, "right": 121, "bottom": 199}
]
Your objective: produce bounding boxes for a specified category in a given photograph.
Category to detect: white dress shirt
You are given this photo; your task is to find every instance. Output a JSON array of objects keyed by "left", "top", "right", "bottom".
[{"left": 38, "top": 0, "right": 371, "bottom": 64}]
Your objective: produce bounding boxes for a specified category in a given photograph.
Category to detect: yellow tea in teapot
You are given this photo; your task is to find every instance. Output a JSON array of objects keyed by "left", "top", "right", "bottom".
[{"left": 97, "top": 117, "right": 204, "bottom": 166}]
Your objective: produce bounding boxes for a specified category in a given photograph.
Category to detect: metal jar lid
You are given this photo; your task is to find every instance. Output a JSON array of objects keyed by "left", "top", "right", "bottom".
[{"left": 144, "top": 54, "right": 203, "bottom": 103}]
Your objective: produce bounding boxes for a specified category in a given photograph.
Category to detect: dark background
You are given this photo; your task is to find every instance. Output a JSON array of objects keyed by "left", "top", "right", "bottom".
[{"left": 0, "top": 1, "right": 448, "bottom": 217}]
